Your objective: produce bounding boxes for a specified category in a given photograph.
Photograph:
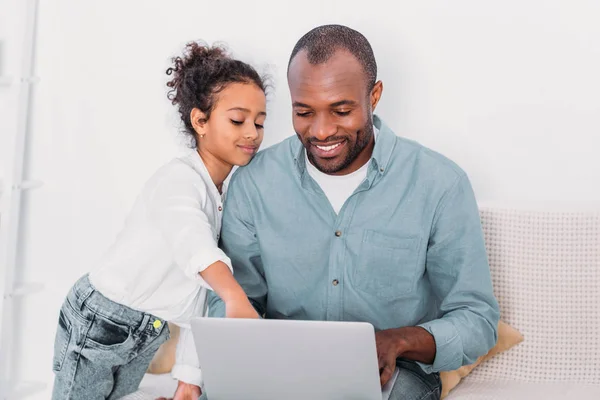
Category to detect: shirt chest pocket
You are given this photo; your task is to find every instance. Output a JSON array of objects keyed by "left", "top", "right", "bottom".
[{"left": 353, "top": 230, "right": 422, "bottom": 299}]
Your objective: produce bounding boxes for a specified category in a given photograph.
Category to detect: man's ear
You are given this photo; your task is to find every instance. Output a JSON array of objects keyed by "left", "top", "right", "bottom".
[
  {"left": 370, "top": 80, "right": 383, "bottom": 112},
  {"left": 190, "top": 108, "right": 208, "bottom": 138}
]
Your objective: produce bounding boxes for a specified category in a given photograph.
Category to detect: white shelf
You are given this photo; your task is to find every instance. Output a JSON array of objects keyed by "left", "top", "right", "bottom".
[
  {"left": 0, "top": 180, "right": 44, "bottom": 195},
  {"left": 0, "top": 76, "right": 12, "bottom": 87},
  {"left": 5, "top": 380, "right": 47, "bottom": 399},
  {"left": 15, "top": 179, "right": 44, "bottom": 190},
  {"left": 8, "top": 282, "right": 44, "bottom": 298},
  {"left": 20, "top": 76, "right": 40, "bottom": 84},
  {"left": 0, "top": 76, "right": 41, "bottom": 87}
]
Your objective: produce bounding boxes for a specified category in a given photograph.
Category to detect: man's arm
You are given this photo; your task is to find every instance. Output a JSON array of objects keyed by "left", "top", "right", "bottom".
[
  {"left": 417, "top": 173, "right": 499, "bottom": 372},
  {"left": 207, "top": 170, "right": 267, "bottom": 318},
  {"left": 378, "top": 173, "right": 499, "bottom": 383}
]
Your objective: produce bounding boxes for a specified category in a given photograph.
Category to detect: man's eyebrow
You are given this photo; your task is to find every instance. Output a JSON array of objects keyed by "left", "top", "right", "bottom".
[
  {"left": 292, "top": 100, "right": 358, "bottom": 108},
  {"left": 330, "top": 100, "right": 357, "bottom": 107},
  {"left": 292, "top": 102, "right": 311, "bottom": 108}
]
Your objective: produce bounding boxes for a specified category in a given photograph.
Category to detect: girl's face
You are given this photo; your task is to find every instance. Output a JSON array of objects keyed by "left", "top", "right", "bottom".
[{"left": 193, "top": 82, "right": 266, "bottom": 167}]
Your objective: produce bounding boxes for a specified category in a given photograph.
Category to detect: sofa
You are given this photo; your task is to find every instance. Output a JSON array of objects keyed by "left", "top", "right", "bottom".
[
  {"left": 124, "top": 207, "right": 600, "bottom": 399},
  {"left": 445, "top": 207, "right": 599, "bottom": 398}
]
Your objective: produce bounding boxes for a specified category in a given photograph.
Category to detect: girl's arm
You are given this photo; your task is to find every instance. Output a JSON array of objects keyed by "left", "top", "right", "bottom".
[{"left": 199, "top": 261, "right": 258, "bottom": 318}]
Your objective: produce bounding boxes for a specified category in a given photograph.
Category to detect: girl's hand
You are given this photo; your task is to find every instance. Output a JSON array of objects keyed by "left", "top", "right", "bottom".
[
  {"left": 156, "top": 380, "right": 201, "bottom": 400},
  {"left": 225, "top": 299, "right": 260, "bottom": 319}
]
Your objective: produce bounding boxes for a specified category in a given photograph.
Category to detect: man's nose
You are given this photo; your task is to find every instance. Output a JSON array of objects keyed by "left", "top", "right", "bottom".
[{"left": 311, "top": 114, "right": 337, "bottom": 141}]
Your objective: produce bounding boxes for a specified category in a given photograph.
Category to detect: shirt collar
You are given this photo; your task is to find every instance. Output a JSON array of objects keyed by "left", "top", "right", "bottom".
[
  {"left": 371, "top": 114, "right": 396, "bottom": 176},
  {"left": 188, "top": 150, "right": 227, "bottom": 200}
]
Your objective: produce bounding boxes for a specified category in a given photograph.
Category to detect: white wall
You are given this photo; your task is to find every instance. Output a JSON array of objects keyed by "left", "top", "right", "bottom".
[
  {"left": 4, "top": 0, "right": 600, "bottom": 397},
  {"left": 0, "top": 0, "right": 27, "bottom": 186}
]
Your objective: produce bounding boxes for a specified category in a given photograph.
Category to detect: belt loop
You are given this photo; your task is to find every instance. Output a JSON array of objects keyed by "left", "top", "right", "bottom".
[
  {"left": 77, "top": 285, "right": 95, "bottom": 311},
  {"left": 75, "top": 275, "right": 95, "bottom": 311},
  {"left": 137, "top": 314, "right": 150, "bottom": 333}
]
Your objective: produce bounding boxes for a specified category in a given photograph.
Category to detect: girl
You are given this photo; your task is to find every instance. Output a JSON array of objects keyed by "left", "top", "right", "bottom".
[{"left": 51, "top": 42, "right": 267, "bottom": 400}]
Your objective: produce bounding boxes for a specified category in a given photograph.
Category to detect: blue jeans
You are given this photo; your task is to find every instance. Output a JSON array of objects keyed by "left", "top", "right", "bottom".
[
  {"left": 198, "top": 358, "right": 441, "bottom": 400},
  {"left": 51, "top": 275, "right": 170, "bottom": 399},
  {"left": 391, "top": 359, "right": 441, "bottom": 400}
]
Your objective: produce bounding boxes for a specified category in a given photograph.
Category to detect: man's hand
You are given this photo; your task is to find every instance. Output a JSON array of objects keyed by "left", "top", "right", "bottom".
[
  {"left": 375, "top": 327, "right": 437, "bottom": 387},
  {"left": 225, "top": 298, "right": 260, "bottom": 319},
  {"left": 375, "top": 329, "right": 402, "bottom": 387},
  {"left": 156, "top": 380, "right": 201, "bottom": 400}
]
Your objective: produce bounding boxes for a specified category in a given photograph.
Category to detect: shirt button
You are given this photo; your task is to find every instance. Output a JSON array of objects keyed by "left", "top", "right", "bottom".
[
  {"left": 218, "top": 206, "right": 223, "bottom": 211},
  {"left": 334, "top": 230, "right": 342, "bottom": 237},
  {"left": 332, "top": 279, "right": 339, "bottom": 286}
]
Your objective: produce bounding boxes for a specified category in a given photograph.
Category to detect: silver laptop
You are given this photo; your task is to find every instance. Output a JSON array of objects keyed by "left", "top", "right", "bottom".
[{"left": 191, "top": 318, "right": 399, "bottom": 400}]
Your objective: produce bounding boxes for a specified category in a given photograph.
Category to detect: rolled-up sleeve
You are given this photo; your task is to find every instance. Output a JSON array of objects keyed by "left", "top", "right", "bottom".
[
  {"left": 146, "top": 174, "right": 232, "bottom": 290},
  {"left": 417, "top": 173, "right": 500, "bottom": 373},
  {"left": 171, "top": 325, "right": 203, "bottom": 386}
]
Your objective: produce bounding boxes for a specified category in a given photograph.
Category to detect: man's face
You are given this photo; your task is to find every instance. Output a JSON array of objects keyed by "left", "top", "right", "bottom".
[{"left": 288, "top": 49, "right": 382, "bottom": 175}]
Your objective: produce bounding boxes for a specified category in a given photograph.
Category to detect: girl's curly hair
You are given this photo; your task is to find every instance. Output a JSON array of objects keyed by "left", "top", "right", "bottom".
[{"left": 166, "top": 41, "right": 267, "bottom": 148}]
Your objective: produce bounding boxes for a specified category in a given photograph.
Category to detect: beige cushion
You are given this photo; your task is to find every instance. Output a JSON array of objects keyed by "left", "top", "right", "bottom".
[
  {"left": 440, "top": 321, "right": 524, "bottom": 399},
  {"left": 146, "top": 322, "right": 180, "bottom": 374}
]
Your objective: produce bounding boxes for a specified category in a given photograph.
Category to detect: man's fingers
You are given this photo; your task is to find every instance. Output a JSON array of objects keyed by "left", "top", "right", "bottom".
[
  {"left": 378, "top": 354, "right": 386, "bottom": 370},
  {"left": 379, "top": 363, "right": 394, "bottom": 387}
]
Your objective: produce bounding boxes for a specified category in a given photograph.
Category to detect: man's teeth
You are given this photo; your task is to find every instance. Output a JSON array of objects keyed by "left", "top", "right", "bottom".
[{"left": 316, "top": 142, "right": 342, "bottom": 152}]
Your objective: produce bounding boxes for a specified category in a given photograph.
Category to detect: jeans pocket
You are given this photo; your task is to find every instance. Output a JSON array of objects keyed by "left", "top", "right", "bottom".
[
  {"left": 52, "top": 308, "right": 73, "bottom": 372},
  {"left": 85, "top": 313, "right": 135, "bottom": 351}
]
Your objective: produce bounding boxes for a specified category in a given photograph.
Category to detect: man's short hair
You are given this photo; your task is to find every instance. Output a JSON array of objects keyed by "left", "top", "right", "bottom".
[{"left": 288, "top": 24, "right": 377, "bottom": 90}]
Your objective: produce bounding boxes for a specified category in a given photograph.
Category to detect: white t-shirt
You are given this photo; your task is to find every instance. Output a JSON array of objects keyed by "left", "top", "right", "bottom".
[
  {"left": 306, "top": 126, "right": 379, "bottom": 214},
  {"left": 89, "top": 150, "right": 228, "bottom": 386}
]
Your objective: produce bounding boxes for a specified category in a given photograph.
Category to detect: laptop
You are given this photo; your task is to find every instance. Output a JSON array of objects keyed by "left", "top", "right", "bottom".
[{"left": 191, "top": 318, "right": 399, "bottom": 400}]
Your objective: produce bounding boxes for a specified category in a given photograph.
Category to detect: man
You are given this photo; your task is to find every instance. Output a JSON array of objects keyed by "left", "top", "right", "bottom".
[{"left": 204, "top": 24, "right": 500, "bottom": 400}]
